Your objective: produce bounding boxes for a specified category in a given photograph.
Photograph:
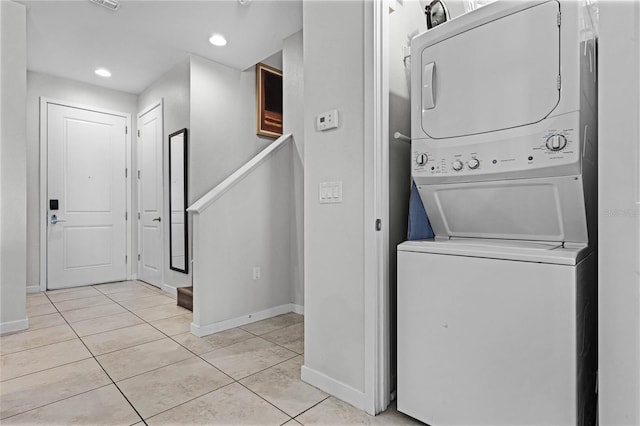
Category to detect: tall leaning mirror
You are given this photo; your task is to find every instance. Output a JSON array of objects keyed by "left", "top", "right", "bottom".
[{"left": 169, "top": 128, "right": 188, "bottom": 273}]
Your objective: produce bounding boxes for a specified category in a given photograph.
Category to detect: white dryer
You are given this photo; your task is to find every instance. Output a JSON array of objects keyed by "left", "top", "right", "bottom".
[{"left": 397, "top": 1, "right": 598, "bottom": 425}]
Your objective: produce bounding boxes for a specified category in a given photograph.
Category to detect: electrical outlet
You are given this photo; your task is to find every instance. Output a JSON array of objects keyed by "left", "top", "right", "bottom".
[{"left": 253, "top": 266, "right": 261, "bottom": 280}]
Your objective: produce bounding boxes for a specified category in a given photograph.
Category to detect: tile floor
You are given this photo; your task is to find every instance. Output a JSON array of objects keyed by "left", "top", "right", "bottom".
[{"left": 1, "top": 280, "right": 421, "bottom": 425}]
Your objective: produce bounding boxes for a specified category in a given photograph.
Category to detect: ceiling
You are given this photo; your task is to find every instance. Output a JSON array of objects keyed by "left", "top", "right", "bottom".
[{"left": 19, "top": 0, "right": 303, "bottom": 94}]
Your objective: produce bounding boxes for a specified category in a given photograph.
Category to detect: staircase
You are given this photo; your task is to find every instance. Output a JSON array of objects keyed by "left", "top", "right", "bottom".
[{"left": 177, "top": 286, "right": 193, "bottom": 311}]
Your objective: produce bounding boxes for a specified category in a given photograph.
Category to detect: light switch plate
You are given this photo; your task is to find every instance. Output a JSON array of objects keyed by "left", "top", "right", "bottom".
[
  {"left": 317, "top": 110, "right": 339, "bottom": 131},
  {"left": 319, "top": 181, "right": 343, "bottom": 204}
]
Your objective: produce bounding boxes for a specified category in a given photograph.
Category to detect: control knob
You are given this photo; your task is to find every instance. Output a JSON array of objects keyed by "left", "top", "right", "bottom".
[
  {"left": 416, "top": 153, "right": 428, "bottom": 166},
  {"left": 546, "top": 134, "right": 567, "bottom": 151},
  {"left": 452, "top": 160, "right": 463, "bottom": 171},
  {"left": 467, "top": 158, "right": 480, "bottom": 169}
]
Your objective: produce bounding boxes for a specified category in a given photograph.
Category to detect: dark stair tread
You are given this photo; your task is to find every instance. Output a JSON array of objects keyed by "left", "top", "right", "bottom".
[
  {"left": 177, "top": 286, "right": 193, "bottom": 296},
  {"left": 177, "top": 286, "right": 193, "bottom": 311}
]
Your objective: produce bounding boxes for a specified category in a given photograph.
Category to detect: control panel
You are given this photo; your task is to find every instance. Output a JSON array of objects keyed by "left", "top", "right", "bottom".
[{"left": 412, "top": 123, "right": 580, "bottom": 180}]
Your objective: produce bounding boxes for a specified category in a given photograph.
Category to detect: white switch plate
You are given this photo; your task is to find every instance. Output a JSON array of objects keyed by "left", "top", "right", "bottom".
[
  {"left": 317, "top": 109, "right": 339, "bottom": 131},
  {"left": 319, "top": 181, "right": 343, "bottom": 204}
]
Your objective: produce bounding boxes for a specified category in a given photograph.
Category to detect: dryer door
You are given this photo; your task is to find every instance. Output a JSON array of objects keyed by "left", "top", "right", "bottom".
[{"left": 420, "top": 1, "right": 560, "bottom": 139}]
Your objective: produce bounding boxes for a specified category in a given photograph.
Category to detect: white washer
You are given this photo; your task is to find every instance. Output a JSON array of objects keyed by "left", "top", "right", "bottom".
[
  {"left": 397, "top": 239, "right": 596, "bottom": 425},
  {"left": 397, "top": 1, "right": 598, "bottom": 424}
]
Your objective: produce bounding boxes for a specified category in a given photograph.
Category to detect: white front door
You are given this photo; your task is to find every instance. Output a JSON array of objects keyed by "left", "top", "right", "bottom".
[
  {"left": 137, "top": 103, "right": 164, "bottom": 287},
  {"left": 47, "top": 103, "right": 127, "bottom": 289}
]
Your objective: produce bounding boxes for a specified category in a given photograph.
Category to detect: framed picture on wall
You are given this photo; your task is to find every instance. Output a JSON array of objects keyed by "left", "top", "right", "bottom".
[{"left": 256, "top": 62, "right": 283, "bottom": 138}]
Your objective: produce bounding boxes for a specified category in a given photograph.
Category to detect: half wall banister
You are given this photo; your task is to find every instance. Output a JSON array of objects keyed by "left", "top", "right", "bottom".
[
  {"left": 187, "top": 132, "right": 296, "bottom": 337},
  {"left": 188, "top": 133, "right": 292, "bottom": 215}
]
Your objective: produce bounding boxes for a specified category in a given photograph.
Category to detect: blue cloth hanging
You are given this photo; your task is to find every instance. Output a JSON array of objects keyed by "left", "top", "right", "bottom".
[{"left": 407, "top": 180, "right": 434, "bottom": 240}]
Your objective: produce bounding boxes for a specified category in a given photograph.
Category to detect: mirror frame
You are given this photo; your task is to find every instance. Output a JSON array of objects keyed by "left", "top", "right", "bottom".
[{"left": 168, "top": 128, "right": 188, "bottom": 274}]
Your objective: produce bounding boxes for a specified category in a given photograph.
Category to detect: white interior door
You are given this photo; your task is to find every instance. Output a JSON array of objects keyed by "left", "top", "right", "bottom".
[
  {"left": 137, "top": 103, "right": 164, "bottom": 287},
  {"left": 47, "top": 104, "right": 127, "bottom": 289}
]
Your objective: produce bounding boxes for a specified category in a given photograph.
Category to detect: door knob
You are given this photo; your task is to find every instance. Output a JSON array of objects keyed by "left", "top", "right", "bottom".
[
  {"left": 50, "top": 214, "right": 66, "bottom": 225},
  {"left": 152, "top": 217, "right": 161, "bottom": 222}
]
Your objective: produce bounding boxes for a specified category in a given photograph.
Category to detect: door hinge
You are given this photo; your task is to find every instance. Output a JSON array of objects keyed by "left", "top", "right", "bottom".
[
  {"left": 125, "top": 168, "right": 128, "bottom": 178},
  {"left": 138, "top": 212, "right": 141, "bottom": 220},
  {"left": 125, "top": 126, "right": 128, "bottom": 135},
  {"left": 125, "top": 255, "right": 128, "bottom": 264},
  {"left": 125, "top": 212, "right": 128, "bottom": 221},
  {"left": 557, "top": 75, "right": 561, "bottom": 90},
  {"left": 137, "top": 170, "right": 141, "bottom": 179},
  {"left": 557, "top": 12, "right": 561, "bottom": 26},
  {"left": 138, "top": 254, "right": 141, "bottom": 261},
  {"left": 137, "top": 130, "right": 140, "bottom": 137},
  {"left": 375, "top": 219, "right": 382, "bottom": 231}
]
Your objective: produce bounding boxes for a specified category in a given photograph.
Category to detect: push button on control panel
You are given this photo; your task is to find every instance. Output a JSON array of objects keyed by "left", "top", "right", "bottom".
[{"left": 545, "top": 134, "right": 567, "bottom": 151}]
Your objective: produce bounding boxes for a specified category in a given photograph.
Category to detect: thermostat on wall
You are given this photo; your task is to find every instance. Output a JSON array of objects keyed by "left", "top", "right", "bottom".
[{"left": 317, "top": 109, "right": 339, "bottom": 131}]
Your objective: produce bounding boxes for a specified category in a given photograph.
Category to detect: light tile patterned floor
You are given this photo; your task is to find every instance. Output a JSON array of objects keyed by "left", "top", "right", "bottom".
[{"left": 0, "top": 280, "right": 421, "bottom": 425}]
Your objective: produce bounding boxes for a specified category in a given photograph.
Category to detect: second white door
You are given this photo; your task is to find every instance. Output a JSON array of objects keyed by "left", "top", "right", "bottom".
[{"left": 138, "top": 102, "right": 164, "bottom": 287}]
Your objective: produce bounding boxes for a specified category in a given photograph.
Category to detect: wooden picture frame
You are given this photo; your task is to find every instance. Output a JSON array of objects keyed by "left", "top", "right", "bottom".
[{"left": 256, "top": 62, "right": 283, "bottom": 138}]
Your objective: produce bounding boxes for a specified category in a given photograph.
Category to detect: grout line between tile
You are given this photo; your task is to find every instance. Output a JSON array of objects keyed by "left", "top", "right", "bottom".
[
  {"left": 43, "top": 290, "right": 147, "bottom": 425},
  {"left": 70, "top": 317, "right": 146, "bottom": 339},
  {"left": 0, "top": 353, "right": 94, "bottom": 383},
  {"left": 15, "top": 283, "right": 308, "bottom": 424},
  {"left": 235, "top": 379, "right": 294, "bottom": 422},
  {"left": 0, "top": 383, "right": 115, "bottom": 423},
  {"left": 91, "top": 280, "right": 155, "bottom": 295},
  {"left": 82, "top": 331, "right": 167, "bottom": 358},
  {"left": 291, "top": 395, "right": 332, "bottom": 422}
]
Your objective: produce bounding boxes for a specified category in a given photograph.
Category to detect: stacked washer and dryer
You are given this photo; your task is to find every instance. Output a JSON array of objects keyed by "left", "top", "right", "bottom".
[{"left": 397, "top": 1, "right": 598, "bottom": 425}]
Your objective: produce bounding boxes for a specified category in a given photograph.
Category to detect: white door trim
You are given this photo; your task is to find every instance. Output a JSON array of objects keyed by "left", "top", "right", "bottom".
[
  {"left": 39, "top": 97, "right": 133, "bottom": 292},
  {"left": 363, "top": 0, "right": 391, "bottom": 415},
  {"left": 136, "top": 99, "right": 164, "bottom": 288}
]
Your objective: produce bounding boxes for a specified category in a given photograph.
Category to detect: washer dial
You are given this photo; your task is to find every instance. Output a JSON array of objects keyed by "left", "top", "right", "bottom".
[
  {"left": 545, "top": 134, "right": 567, "bottom": 151},
  {"left": 467, "top": 158, "right": 480, "bottom": 169},
  {"left": 452, "top": 160, "right": 463, "bottom": 171},
  {"left": 416, "top": 153, "right": 428, "bottom": 166}
]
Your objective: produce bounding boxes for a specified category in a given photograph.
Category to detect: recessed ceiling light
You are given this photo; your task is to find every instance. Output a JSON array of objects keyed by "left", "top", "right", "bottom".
[
  {"left": 95, "top": 68, "right": 111, "bottom": 77},
  {"left": 209, "top": 34, "right": 227, "bottom": 47}
]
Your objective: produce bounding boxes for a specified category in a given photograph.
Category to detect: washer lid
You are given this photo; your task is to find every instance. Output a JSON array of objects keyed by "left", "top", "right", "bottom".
[{"left": 398, "top": 238, "right": 588, "bottom": 265}]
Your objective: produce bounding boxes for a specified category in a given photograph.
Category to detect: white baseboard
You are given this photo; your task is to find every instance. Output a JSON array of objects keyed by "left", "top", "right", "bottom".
[
  {"left": 191, "top": 303, "right": 299, "bottom": 337},
  {"left": 162, "top": 284, "right": 178, "bottom": 298},
  {"left": 26, "top": 285, "right": 41, "bottom": 294},
  {"left": 301, "top": 365, "right": 366, "bottom": 411},
  {"left": 0, "top": 318, "right": 29, "bottom": 335},
  {"left": 291, "top": 304, "right": 304, "bottom": 315}
]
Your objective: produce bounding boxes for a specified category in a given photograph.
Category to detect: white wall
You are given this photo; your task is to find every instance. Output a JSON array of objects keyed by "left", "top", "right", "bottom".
[
  {"left": 138, "top": 60, "right": 190, "bottom": 289},
  {"left": 26, "top": 72, "right": 137, "bottom": 290},
  {"left": 0, "top": 0, "right": 28, "bottom": 334},
  {"left": 189, "top": 51, "right": 305, "bottom": 332},
  {"left": 302, "top": 0, "right": 368, "bottom": 406},
  {"left": 189, "top": 53, "right": 282, "bottom": 204},
  {"left": 283, "top": 30, "right": 304, "bottom": 308},
  {"left": 598, "top": 2, "right": 640, "bottom": 424},
  {"left": 192, "top": 142, "right": 294, "bottom": 333}
]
